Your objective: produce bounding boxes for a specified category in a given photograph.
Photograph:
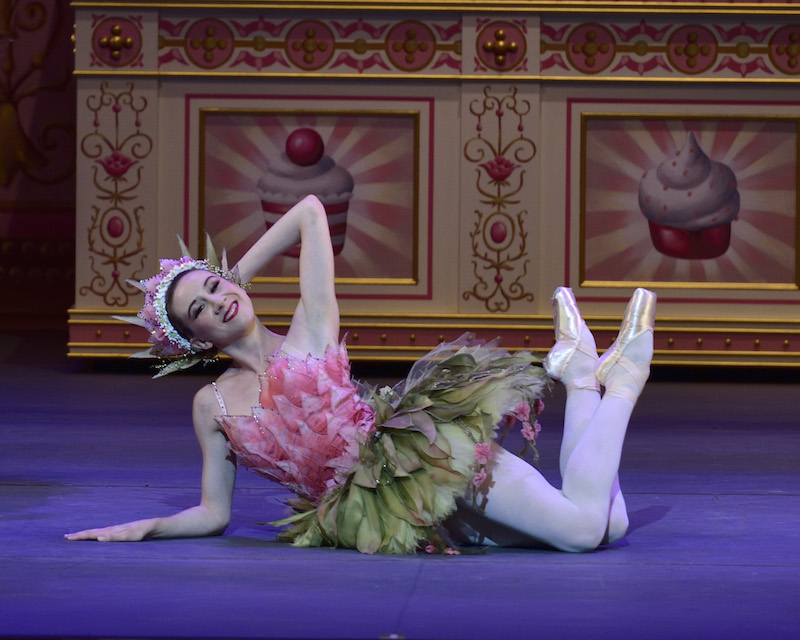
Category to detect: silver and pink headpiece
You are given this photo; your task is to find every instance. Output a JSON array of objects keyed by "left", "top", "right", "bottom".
[{"left": 115, "top": 237, "right": 239, "bottom": 376}]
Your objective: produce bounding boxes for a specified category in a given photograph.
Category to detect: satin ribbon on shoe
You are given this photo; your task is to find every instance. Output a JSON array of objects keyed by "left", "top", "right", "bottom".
[
  {"left": 543, "top": 287, "right": 600, "bottom": 392},
  {"left": 595, "top": 288, "right": 657, "bottom": 403}
]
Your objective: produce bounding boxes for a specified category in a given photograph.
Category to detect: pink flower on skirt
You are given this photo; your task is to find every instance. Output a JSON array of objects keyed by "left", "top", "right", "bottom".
[
  {"left": 474, "top": 442, "right": 493, "bottom": 465},
  {"left": 521, "top": 420, "right": 541, "bottom": 442},
  {"left": 512, "top": 401, "right": 531, "bottom": 422},
  {"left": 472, "top": 468, "right": 488, "bottom": 488}
]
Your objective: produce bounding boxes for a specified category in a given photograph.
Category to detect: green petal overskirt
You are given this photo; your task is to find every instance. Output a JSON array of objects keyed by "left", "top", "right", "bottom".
[{"left": 272, "top": 336, "right": 548, "bottom": 554}]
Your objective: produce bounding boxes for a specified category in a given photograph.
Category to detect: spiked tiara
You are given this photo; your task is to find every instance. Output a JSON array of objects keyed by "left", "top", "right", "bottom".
[{"left": 114, "top": 235, "right": 241, "bottom": 376}]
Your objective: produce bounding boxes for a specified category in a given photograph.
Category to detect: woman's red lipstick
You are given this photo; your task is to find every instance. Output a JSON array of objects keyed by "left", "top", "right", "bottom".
[{"left": 223, "top": 301, "right": 238, "bottom": 322}]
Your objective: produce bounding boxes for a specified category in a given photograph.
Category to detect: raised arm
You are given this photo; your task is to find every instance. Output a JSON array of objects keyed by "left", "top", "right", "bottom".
[
  {"left": 65, "top": 387, "right": 235, "bottom": 542},
  {"left": 235, "top": 194, "right": 339, "bottom": 356}
]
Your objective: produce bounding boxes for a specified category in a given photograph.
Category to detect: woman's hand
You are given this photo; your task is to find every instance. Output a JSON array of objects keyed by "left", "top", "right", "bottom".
[
  {"left": 65, "top": 389, "right": 236, "bottom": 544},
  {"left": 65, "top": 518, "right": 156, "bottom": 542}
]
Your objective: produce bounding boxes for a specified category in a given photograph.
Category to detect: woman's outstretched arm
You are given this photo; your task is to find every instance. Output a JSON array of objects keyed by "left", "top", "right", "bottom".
[
  {"left": 65, "top": 386, "right": 236, "bottom": 541},
  {"left": 235, "top": 193, "right": 339, "bottom": 356}
]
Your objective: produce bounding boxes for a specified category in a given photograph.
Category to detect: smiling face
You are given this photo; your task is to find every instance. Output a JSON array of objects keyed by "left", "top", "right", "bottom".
[{"left": 167, "top": 268, "right": 256, "bottom": 349}]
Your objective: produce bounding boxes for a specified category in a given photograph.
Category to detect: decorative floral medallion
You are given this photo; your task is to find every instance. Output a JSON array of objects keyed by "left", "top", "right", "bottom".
[
  {"left": 386, "top": 21, "right": 436, "bottom": 71},
  {"left": 475, "top": 20, "right": 527, "bottom": 72},
  {"left": 768, "top": 24, "right": 800, "bottom": 74},
  {"left": 666, "top": 25, "right": 717, "bottom": 74},
  {"left": 185, "top": 19, "right": 235, "bottom": 69},
  {"left": 91, "top": 16, "right": 143, "bottom": 68},
  {"left": 285, "top": 20, "right": 336, "bottom": 70},
  {"left": 565, "top": 23, "right": 615, "bottom": 74}
]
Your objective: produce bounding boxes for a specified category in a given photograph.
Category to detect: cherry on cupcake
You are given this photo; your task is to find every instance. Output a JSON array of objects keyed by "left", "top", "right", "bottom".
[{"left": 286, "top": 128, "right": 325, "bottom": 166}]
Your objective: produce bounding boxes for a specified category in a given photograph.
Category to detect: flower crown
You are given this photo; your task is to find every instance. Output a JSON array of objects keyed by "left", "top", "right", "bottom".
[{"left": 114, "top": 235, "right": 242, "bottom": 377}]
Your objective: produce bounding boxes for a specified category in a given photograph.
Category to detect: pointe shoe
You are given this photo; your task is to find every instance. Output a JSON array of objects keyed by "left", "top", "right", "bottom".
[
  {"left": 543, "top": 287, "right": 600, "bottom": 392},
  {"left": 596, "top": 288, "right": 656, "bottom": 403}
]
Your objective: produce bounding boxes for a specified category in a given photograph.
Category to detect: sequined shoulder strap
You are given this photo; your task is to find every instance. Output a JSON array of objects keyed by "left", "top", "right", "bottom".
[{"left": 210, "top": 381, "right": 227, "bottom": 415}]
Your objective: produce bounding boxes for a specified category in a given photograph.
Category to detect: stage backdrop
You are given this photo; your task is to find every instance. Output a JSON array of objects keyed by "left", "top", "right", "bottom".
[{"left": 70, "top": 1, "right": 800, "bottom": 367}]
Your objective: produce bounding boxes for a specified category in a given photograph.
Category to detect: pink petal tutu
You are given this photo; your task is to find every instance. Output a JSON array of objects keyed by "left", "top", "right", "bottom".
[
  {"left": 217, "top": 336, "right": 548, "bottom": 554},
  {"left": 217, "top": 343, "right": 375, "bottom": 503}
]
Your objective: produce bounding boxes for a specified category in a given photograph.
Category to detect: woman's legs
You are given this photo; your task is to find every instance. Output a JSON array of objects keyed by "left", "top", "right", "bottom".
[
  {"left": 544, "top": 287, "right": 630, "bottom": 543},
  {"left": 561, "top": 389, "right": 630, "bottom": 544},
  {"left": 472, "top": 393, "right": 639, "bottom": 552},
  {"left": 542, "top": 288, "right": 603, "bottom": 475},
  {"left": 454, "top": 288, "right": 655, "bottom": 552}
]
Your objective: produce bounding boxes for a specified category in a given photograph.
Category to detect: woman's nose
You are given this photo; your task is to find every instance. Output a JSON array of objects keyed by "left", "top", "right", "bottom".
[{"left": 211, "top": 294, "right": 226, "bottom": 313}]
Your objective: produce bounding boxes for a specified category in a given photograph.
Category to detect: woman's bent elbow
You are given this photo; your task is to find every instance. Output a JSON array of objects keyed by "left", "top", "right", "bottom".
[
  {"left": 303, "top": 193, "right": 324, "bottom": 213},
  {"left": 211, "top": 521, "right": 229, "bottom": 536}
]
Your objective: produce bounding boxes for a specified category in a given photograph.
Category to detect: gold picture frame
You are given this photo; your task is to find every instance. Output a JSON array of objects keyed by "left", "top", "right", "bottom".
[
  {"left": 579, "top": 113, "right": 800, "bottom": 292},
  {"left": 193, "top": 99, "right": 432, "bottom": 300}
]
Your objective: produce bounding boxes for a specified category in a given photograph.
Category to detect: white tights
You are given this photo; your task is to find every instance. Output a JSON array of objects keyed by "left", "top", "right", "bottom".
[
  {"left": 447, "top": 387, "right": 635, "bottom": 552},
  {"left": 445, "top": 302, "right": 655, "bottom": 552}
]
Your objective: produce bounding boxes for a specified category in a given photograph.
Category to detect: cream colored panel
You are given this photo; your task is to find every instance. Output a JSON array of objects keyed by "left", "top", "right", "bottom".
[
  {"left": 459, "top": 82, "right": 542, "bottom": 315},
  {"left": 74, "top": 77, "right": 159, "bottom": 311}
]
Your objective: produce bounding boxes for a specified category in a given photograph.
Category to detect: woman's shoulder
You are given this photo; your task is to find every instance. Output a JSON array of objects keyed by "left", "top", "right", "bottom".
[
  {"left": 193, "top": 382, "right": 221, "bottom": 415},
  {"left": 202, "top": 366, "right": 261, "bottom": 416}
]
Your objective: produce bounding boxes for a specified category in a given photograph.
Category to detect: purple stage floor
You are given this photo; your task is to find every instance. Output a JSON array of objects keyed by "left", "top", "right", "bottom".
[{"left": 1, "top": 330, "right": 799, "bottom": 639}]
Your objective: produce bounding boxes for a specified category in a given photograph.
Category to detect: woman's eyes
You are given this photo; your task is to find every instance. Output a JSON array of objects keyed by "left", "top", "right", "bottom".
[{"left": 193, "top": 280, "right": 220, "bottom": 318}]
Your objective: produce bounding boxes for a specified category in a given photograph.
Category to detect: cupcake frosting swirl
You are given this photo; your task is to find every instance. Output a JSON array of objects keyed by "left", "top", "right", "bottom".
[
  {"left": 257, "top": 153, "right": 354, "bottom": 206},
  {"left": 639, "top": 132, "right": 740, "bottom": 231}
]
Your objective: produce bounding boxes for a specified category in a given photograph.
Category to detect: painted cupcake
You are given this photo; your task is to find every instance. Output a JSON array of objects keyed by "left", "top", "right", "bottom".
[
  {"left": 639, "top": 132, "right": 740, "bottom": 259},
  {"left": 257, "top": 128, "right": 354, "bottom": 256}
]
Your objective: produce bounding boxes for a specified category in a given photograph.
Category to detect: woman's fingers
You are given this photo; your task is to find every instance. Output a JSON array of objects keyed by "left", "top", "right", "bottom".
[{"left": 65, "top": 521, "right": 147, "bottom": 542}]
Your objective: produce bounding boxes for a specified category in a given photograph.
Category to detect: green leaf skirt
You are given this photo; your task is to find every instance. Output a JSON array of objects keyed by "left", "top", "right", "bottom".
[{"left": 270, "top": 335, "right": 549, "bottom": 554}]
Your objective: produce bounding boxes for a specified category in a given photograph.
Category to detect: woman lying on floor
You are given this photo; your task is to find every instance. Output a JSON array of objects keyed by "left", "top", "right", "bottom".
[{"left": 66, "top": 194, "right": 656, "bottom": 554}]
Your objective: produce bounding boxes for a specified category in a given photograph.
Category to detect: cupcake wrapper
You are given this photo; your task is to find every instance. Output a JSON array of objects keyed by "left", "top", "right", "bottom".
[{"left": 648, "top": 221, "right": 731, "bottom": 260}]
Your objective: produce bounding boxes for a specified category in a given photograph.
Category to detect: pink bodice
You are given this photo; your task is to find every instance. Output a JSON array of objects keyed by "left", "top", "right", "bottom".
[{"left": 215, "top": 343, "right": 375, "bottom": 503}]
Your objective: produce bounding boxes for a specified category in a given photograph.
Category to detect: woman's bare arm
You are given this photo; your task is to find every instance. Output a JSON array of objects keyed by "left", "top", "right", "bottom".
[
  {"left": 235, "top": 194, "right": 339, "bottom": 356},
  {"left": 65, "top": 386, "right": 236, "bottom": 541}
]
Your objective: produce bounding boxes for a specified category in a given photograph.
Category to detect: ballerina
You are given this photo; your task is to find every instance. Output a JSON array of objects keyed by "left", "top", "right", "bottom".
[{"left": 65, "top": 194, "right": 655, "bottom": 553}]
